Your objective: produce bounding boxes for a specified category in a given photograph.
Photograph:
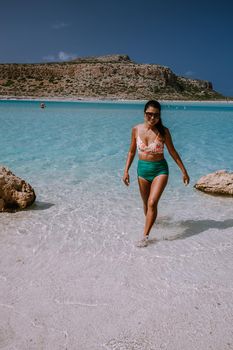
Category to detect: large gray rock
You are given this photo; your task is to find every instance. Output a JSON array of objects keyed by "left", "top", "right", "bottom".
[
  {"left": 0, "top": 166, "right": 36, "bottom": 211},
  {"left": 194, "top": 170, "right": 233, "bottom": 196}
]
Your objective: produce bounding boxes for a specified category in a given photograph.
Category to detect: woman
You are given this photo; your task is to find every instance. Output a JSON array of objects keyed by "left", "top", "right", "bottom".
[{"left": 123, "top": 100, "right": 190, "bottom": 247}]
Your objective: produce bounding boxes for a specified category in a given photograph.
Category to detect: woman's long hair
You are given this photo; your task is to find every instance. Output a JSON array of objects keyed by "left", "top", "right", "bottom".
[{"left": 144, "top": 100, "right": 166, "bottom": 137}]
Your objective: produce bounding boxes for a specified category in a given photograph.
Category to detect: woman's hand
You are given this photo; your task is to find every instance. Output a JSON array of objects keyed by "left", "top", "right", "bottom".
[
  {"left": 183, "top": 171, "right": 190, "bottom": 186},
  {"left": 123, "top": 172, "right": 130, "bottom": 186}
]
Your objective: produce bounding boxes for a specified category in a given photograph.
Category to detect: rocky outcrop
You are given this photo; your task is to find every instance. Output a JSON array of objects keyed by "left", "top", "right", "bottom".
[
  {"left": 194, "top": 170, "right": 233, "bottom": 196},
  {"left": 0, "top": 166, "right": 36, "bottom": 211},
  {"left": 71, "top": 54, "right": 133, "bottom": 63},
  {"left": 0, "top": 55, "right": 224, "bottom": 100}
]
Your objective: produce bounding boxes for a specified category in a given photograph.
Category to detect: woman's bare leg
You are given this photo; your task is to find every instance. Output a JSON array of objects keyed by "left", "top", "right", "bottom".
[
  {"left": 144, "top": 175, "right": 168, "bottom": 236},
  {"left": 137, "top": 177, "right": 151, "bottom": 215}
]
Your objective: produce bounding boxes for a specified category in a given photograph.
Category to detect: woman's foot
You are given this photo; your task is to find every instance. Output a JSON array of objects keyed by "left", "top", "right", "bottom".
[{"left": 136, "top": 235, "right": 149, "bottom": 248}]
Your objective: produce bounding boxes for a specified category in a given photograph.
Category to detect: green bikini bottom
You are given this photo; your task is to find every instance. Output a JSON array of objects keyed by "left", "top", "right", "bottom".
[{"left": 137, "top": 159, "right": 169, "bottom": 183}]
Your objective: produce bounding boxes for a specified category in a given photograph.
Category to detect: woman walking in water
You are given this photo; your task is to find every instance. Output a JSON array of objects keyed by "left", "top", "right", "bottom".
[{"left": 123, "top": 100, "right": 190, "bottom": 247}]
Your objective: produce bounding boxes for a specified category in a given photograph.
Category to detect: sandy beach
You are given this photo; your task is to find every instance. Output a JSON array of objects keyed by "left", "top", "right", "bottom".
[{"left": 1, "top": 209, "right": 233, "bottom": 350}]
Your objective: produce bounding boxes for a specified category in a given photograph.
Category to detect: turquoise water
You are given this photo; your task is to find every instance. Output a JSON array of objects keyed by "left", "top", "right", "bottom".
[{"left": 0, "top": 100, "right": 233, "bottom": 240}]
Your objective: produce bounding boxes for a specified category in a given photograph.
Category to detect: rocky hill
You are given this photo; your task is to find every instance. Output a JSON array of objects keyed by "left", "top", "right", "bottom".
[{"left": 0, "top": 54, "right": 224, "bottom": 100}]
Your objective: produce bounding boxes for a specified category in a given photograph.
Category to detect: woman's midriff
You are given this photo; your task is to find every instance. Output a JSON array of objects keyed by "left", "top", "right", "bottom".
[{"left": 138, "top": 154, "right": 165, "bottom": 162}]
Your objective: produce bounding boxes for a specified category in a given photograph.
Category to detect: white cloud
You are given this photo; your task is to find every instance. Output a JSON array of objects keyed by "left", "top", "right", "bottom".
[
  {"left": 52, "top": 22, "right": 70, "bottom": 30},
  {"left": 184, "top": 70, "right": 195, "bottom": 77},
  {"left": 42, "top": 51, "right": 77, "bottom": 62},
  {"left": 58, "top": 51, "right": 77, "bottom": 61}
]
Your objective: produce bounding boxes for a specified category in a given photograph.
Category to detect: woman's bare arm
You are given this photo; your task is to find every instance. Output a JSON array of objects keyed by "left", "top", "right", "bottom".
[{"left": 123, "top": 127, "right": 137, "bottom": 186}]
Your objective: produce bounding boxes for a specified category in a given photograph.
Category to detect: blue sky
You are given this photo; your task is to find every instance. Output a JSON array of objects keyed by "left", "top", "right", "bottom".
[{"left": 1, "top": 0, "right": 233, "bottom": 96}]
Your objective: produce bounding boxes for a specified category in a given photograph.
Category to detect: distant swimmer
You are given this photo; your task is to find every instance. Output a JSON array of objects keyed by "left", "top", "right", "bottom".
[{"left": 40, "top": 103, "right": 46, "bottom": 109}]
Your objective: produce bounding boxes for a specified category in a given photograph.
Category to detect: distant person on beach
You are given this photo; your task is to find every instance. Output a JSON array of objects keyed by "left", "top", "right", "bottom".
[{"left": 123, "top": 100, "right": 190, "bottom": 247}]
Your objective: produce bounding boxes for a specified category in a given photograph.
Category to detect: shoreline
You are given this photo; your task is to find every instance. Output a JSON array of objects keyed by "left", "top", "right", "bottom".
[{"left": 1, "top": 95, "right": 233, "bottom": 105}]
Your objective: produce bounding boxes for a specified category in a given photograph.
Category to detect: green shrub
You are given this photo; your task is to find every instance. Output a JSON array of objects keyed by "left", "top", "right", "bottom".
[{"left": 3, "top": 80, "right": 14, "bottom": 87}]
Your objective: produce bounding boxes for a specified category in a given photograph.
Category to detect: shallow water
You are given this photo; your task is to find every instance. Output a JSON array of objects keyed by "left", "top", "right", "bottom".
[
  {"left": 0, "top": 100, "right": 233, "bottom": 349},
  {"left": 0, "top": 100, "right": 232, "bottom": 239}
]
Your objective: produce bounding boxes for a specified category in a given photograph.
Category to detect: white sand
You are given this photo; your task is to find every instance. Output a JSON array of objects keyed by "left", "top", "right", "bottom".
[{"left": 1, "top": 205, "right": 233, "bottom": 350}]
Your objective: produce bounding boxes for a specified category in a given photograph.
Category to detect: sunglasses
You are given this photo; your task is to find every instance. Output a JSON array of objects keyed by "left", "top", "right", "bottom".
[{"left": 145, "top": 112, "right": 160, "bottom": 119}]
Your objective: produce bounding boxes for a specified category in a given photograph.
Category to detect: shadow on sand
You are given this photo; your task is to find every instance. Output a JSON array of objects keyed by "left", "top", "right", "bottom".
[
  {"left": 29, "top": 201, "right": 55, "bottom": 211},
  {"left": 165, "top": 218, "right": 233, "bottom": 241}
]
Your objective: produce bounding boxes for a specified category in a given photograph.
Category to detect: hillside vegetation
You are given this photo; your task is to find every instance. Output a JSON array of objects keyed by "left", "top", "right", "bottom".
[{"left": 0, "top": 55, "right": 224, "bottom": 100}]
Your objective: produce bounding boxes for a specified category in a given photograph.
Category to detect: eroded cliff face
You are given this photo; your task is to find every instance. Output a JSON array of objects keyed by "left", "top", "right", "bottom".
[{"left": 0, "top": 55, "right": 223, "bottom": 100}]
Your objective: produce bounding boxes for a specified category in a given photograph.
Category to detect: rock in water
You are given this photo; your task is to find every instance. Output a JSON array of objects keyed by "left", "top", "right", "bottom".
[
  {"left": 194, "top": 170, "right": 233, "bottom": 196},
  {"left": 0, "top": 166, "right": 36, "bottom": 211}
]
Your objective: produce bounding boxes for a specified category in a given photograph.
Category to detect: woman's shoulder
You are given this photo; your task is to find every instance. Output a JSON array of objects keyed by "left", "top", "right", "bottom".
[
  {"left": 163, "top": 127, "right": 172, "bottom": 140},
  {"left": 133, "top": 123, "right": 144, "bottom": 130},
  {"left": 133, "top": 123, "right": 143, "bottom": 128},
  {"left": 164, "top": 126, "right": 170, "bottom": 135},
  {"left": 132, "top": 123, "right": 143, "bottom": 132}
]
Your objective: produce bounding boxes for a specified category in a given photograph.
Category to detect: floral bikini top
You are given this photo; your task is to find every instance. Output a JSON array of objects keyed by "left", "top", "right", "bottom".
[{"left": 136, "top": 129, "right": 164, "bottom": 155}]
